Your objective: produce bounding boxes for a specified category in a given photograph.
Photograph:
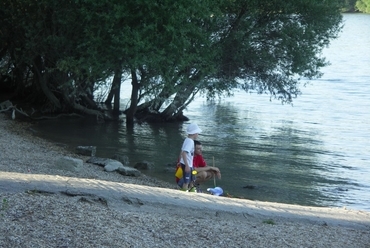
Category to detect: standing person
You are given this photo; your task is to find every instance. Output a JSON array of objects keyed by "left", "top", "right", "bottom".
[
  {"left": 193, "top": 140, "right": 221, "bottom": 191},
  {"left": 179, "top": 123, "right": 202, "bottom": 191}
]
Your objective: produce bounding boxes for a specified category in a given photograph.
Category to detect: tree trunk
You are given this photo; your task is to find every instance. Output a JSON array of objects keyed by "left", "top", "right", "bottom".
[
  {"left": 161, "top": 83, "right": 195, "bottom": 119},
  {"left": 104, "top": 84, "right": 114, "bottom": 105},
  {"left": 105, "top": 67, "right": 121, "bottom": 105},
  {"left": 126, "top": 69, "right": 140, "bottom": 125},
  {"left": 104, "top": 67, "right": 122, "bottom": 117},
  {"left": 112, "top": 68, "right": 122, "bottom": 116},
  {"left": 32, "top": 56, "right": 61, "bottom": 109},
  {"left": 160, "top": 70, "right": 202, "bottom": 120},
  {"left": 135, "top": 83, "right": 177, "bottom": 113}
]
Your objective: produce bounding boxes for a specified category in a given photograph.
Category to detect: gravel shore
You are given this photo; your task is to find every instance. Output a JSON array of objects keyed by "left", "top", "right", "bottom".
[{"left": 0, "top": 113, "right": 369, "bottom": 248}]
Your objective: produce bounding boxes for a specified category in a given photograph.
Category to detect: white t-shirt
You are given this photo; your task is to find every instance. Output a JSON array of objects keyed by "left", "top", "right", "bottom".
[{"left": 179, "top": 137, "right": 194, "bottom": 168}]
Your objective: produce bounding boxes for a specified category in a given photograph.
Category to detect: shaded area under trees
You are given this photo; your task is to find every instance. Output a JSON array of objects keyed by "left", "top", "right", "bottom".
[{"left": 0, "top": 0, "right": 343, "bottom": 124}]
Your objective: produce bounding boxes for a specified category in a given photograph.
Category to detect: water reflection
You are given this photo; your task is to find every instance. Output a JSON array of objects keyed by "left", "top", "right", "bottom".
[
  {"left": 114, "top": 122, "right": 185, "bottom": 166},
  {"left": 165, "top": 102, "right": 338, "bottom": 207}
]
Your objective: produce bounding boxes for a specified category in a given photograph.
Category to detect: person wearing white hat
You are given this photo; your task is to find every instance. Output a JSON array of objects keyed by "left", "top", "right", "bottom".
[
  {"left": 177, "top": 140, "right": 221, "bottom": 193},
  {"left": 179, "top": 123, "right": 202, "bottom": 191}
]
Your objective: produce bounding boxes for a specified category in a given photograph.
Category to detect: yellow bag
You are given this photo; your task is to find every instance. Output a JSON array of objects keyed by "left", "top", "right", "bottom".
[{"left": 175, "top": 163, "right": 183, "bottom": 183}]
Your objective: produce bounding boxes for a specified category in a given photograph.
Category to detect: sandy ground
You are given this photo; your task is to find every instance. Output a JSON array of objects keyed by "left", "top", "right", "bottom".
[{"left": 0, "top": 113, "right": 369, "bottom": 248}]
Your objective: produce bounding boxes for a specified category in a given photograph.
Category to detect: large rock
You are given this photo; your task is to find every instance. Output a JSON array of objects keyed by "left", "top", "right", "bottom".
[
  {"left": 117, "top": 166, "right": 141, "bottom": 177},
  {"left": 86, "top": 157, "right": 116, "bottom": 166},
  {"left": 87, "top": 157, "right": 141, "bottom": 177},
  {"left": 104, "top": 161, "right": 124, "bottom": 172},
  {"left": 55, "top": 156, "right": 83, "bottom": 172},
  {"left": 112, "top": 154, "right": 129, "bottom": 165}
]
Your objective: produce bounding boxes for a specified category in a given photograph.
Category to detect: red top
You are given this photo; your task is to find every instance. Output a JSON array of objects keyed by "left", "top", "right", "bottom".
[{"left": 193, "top": 154, "right": 206, "bottom": 168}]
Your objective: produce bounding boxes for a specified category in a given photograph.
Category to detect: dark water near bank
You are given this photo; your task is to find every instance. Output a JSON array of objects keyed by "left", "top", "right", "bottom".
[{"left": 33, "top": 14, "right": 370, "bottom": 211}]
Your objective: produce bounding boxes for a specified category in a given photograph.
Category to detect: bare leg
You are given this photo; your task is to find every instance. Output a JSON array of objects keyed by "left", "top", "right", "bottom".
[
  {"left": 195, "top": 171, "right": 215, "bottom": 185},
  {"left": 182, "top": 183, "right": 188, "bottom": 190}
]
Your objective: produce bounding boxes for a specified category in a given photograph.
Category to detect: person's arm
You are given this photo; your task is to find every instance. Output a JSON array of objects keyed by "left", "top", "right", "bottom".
[
  {"left": 194, "top": 154, "right": 221, "bottom": 177},
  {"left": 195, "top": 166, "right": 221, "bottom": 178},
  {"left": 212, "top": 166, "right": 221, "bottom": 179}
]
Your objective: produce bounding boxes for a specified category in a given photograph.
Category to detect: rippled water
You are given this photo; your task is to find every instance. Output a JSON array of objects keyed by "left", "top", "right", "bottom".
[{"left": 34, "top": 14, "right": 370, "bottom": 211}]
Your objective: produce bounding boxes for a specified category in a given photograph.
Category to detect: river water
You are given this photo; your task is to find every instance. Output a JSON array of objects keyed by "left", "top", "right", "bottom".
[{"left": 33, "top": 14, "right": 370, "bottom": 211}]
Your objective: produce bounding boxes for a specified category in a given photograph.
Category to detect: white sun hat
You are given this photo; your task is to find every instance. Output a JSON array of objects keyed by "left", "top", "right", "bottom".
[{"left": 186, "top": 123, "right": 202, "bottom": 135}]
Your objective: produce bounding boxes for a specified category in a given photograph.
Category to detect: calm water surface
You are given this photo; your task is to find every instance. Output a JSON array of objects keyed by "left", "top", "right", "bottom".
[{"left": 34, "top": 14, "right": 370, "bottom": 211}]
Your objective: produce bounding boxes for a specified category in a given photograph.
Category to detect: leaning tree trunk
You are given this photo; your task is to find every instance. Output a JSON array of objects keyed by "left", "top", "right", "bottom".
[
  {"left": 160, "top": 68, "right": 203, "bottom": 121},
  {"left": 105, "top": 84, "right": 114, "bottom": 104},
  {"left": 135, "top": 82, "right": 178, "bottom": 113},
  {"left": 160, "top": 83, "right": 196, "bottom": 120},
  {"left": 32, "top": 56, "right": 61, "bottom": 109},
  {"left": 135, "top": 70, "right": 184, "bottom": 114}
]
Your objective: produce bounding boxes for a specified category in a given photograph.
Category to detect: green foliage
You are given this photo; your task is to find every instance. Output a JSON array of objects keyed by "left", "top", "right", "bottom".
[
  {"left": 210, "top": 0, "right": 342, "bottom": 103},
  {"left": 356, "top": 0, "right": 370, "bottom": 12},
  {"left": 0, "top": 0, "right": 343, "bottom": 119},
  {"left": 340, "top": 0, "right": 370, "bottom": 12},
  {"left": 340, "top": 0, "right": 358, "bottom": 12}
]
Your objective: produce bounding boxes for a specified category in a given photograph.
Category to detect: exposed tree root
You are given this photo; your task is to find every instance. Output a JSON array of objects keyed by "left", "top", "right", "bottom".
[{"left": 0, "top": 100, "right": 84, "bottom": 120}]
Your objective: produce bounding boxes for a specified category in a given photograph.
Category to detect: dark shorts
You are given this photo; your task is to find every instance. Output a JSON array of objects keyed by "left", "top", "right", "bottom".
[{"left": 178, "top": 163, "right": 194, "bottom": 187}]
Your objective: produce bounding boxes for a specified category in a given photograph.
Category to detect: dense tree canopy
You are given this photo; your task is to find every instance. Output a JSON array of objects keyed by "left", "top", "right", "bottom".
[{"left": 0, "top": 0, "right": 343, "bottom": 123}]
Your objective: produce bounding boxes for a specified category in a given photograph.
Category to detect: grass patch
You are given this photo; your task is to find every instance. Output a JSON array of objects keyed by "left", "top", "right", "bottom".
[
  {"left": 262, "top": 219, "right": 275, "bottom": 225},
  {"left": 1, "top": 198, "right": 9, "bottom": 216}
]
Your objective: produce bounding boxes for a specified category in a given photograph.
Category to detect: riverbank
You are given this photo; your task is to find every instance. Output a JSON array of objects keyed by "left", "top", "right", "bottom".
[{"left": 0, "top": 113, "right": 369, "bottom": 247}]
